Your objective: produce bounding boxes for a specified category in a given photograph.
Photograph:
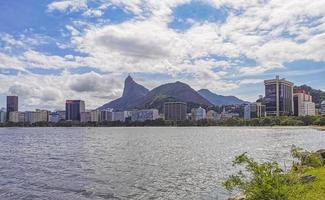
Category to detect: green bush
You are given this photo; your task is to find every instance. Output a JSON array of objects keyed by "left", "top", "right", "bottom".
[
  {"left": 291, "top": 146, "right": 324, "bottom": 168},
  {"left": 224, "top": 146, "right": 324, "bottom": 200},
  {"left": 224, "top": 153, "right": 300, "bottom": 200}
]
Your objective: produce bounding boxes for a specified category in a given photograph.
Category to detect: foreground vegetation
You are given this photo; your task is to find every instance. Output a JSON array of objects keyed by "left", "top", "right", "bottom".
[
  {"left": 1, "top": 115, "right": 325, "bottom": 127},
  {"left": 224, "top": 146, "right": 325, "bottom": 200}
]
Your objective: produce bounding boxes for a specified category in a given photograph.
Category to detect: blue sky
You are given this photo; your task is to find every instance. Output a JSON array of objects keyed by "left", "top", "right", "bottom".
[{"left": 0, "top": 0, "right": 325, "bottom": 110}]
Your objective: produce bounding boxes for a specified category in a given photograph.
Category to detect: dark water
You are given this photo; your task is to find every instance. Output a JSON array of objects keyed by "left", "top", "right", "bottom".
[{"left": 0, "top": 127, "right": 325, "bottom": 200}]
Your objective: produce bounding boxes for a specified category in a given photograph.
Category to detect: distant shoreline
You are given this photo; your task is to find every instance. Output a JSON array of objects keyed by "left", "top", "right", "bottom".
[{"left": 0, "top": 125, "right": 324, "bottom": 130}]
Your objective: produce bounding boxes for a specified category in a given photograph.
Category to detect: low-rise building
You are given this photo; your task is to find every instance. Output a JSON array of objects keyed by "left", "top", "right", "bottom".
[
  {"left": 131, "top": 109, "right": 159, "bottom": 122},
  {"left": 49, "top": 112, "right": 60, "bottom": 123},
  {"left": 191, "top": 107, "right": 206, "bottom": 121},
  {"left": 48, "top": 111, "right": 66, "bottom": 123},
  {"left": 244, "top": 102, "right": 266, "bottom": 119},
  {"left": 321, "top": 101, "right": 325, "bottom": 116},
  {"left": 219, "top": 107, "right": 239, "bottom": 120},
  {"left": 206, "top": 110, "right": 221, "bottom": 121},
  {"left": 57, "top": 111, "right": 66, "bottom": 121}
]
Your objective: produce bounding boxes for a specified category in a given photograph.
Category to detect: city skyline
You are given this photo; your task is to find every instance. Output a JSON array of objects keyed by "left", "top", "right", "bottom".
[{"left": 1, "top": 1, "right": 325, "bottom": 111}]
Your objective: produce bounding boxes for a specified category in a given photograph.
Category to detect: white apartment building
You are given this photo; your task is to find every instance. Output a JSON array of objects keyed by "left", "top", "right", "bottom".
[
  {"left": 293, "top": 90, "right": 316, "bottom": 116},
  {"left": 191, "top": 107, "right": 207, "bottom": 121}
]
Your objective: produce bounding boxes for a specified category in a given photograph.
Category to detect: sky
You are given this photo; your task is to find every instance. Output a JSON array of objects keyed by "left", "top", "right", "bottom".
[{"left": 0, "top": 0, "right": 325, "bottom": 111}]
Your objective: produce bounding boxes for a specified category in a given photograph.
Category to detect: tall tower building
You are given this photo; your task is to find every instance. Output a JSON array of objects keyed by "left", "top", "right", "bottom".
[
  {"left": 164, "top": 102, "right": 187, "bottom": 121},
  {"left": 65, "top": 100, "right": 85, "bottom": 121},
  {"left": 6, "top": 96, "right": 18, "bottom": 121},
  {"left": 264, "top": 76, "right": 294, "bottom": 116}
]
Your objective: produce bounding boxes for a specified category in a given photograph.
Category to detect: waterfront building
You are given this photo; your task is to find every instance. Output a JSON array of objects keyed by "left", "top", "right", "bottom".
[
  {"left": 25, "top": 110, "right": 49, "bottom": 124},
  {"left": 49, "top": 112, "right": 60, "bottom": 123},
  {"left": 48, "top": 111, "right": 66, "bottom": 123},
  {"left": 100, "top": 109, "right": 113, "bottom": 122},
  {"left": 6, "top": 96, "right": 18, "bottom": 121},
  {"left": 221, "top": 112, "right": 239, "bottom": 120},
  {"left": 80, "top": 111, "right": 91, "bottom": 123},
  {"left": 131, "top": 109, "right": 159, "bottom": 122},
  {"left": 65, "top": 100, "right": 85, "bottom": 121},
  {"left": 321, "top": 101, "right": 325, "bottom": 116},
  {"left": 186, "top": 113, "right": 192, "bottom": 121},
  {"left": 206, "top": 110, "right": 221, "bottom": 121},
  {"left": 293, "top": 90, "right": 315, "bottom": 116},
  {"left": 244, "top": 102, "right": 266, "bottom": 119},
  {"left": 264, "top": 76, "right": 294, "bottom": 116},
  {"left": 90, "top": 110, "right": 100, "bottom": 122},
  {"left": 57, "top": 111, "right": 66, "bottom": 121},
  {"left": 112, "top": 111, "right": 131, "bottom": 122},
  {"left": 191, "top": 107, "right": 207, "bottom": 121},
  {"left": 8, "top": 111, "right": 25, "bottom": 123},
  {"left": 0, "top": 111, "right": 6, "bottom": 123},
  {"left": 219, "top": 107, "right": 239, "bottom": 120},
  {"left": 164, "top": 102, "right": 187, "bottom": 121}
]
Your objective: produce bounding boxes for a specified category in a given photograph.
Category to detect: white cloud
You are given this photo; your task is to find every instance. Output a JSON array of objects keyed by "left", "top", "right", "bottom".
[
  {"left": 47, "top": 0, "right": 88, "bottom": 12},
  {"left": 0, "top": 72, "right": 124, "bottom": 111},
  {"left": 1, "top": 0, "right": 325, "bottom": 109}
]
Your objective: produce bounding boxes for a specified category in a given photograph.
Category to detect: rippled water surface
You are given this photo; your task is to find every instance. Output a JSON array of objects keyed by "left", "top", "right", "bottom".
[{"left": 0, "top": 127, "right": 325, "bottom": 200}]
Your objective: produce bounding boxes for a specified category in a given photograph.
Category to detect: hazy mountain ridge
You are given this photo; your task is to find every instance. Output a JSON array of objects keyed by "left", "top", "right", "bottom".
[{"left": 197, "top": 89, "right": 247, "bottom": 106}]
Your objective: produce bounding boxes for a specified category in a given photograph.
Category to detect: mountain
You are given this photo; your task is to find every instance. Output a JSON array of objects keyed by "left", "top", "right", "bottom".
[
  {"left": 129, "top": 81, "right": 213, "bottom": 111},
  {"left": 99, "top": 75, "right": 149, "bottom": 110},
  {"left": 100, "top": 77, "right": 213, "bottom": 112},
  {"left": 294, "top": 85, "right": 325, "bottom": 104},
  {"left": 198, "top": 89, "right": 247, "bottom": 106}
]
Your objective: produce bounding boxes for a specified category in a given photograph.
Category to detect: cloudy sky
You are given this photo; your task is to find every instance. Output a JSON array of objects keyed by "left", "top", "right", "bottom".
[{"left": 1, "top": 0, "right": 325, "bottom": 111}]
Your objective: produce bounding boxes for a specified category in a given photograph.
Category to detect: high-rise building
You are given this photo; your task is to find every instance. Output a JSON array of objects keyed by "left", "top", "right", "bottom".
[
  {"left": 65, "top": 100, "right": 85, "bottom": 121},
  {"left": 100, "top": 109, "right": 113, "bottom": 122},
  {"left": 191, "top": 107, "right": 207, "bottom": 121},
  {"left": 8, "top": 111, "right": 25, "bottom": 123},
  {"left": 112, "top": 111, "right": 131, "bottom": 122},
  {"left": 321, "top": 101, "right": 325, "bottom": 116},
  {"left": 6, "top": 96, "right": 18, "bottom": 121},
  {"left": 90, "top": 110, "right": 100, "bottom": 122},
  {"left": 25, "top": 110, "right": 49, "bottom": 124},
  {"left": 293, "top": 90, "right": 315, "bottom": 116},
  {"left": 80, "top": 111, "right": 91, "bottom": 123},
  {"left": 244, "top": 102, "right": 266, "bottom": 119},
  {"left": 164, "top": 102, "right": 187, "bottom": 121},
  {"left": 264, "top": 76, "right": 294, "bottom": 116}
]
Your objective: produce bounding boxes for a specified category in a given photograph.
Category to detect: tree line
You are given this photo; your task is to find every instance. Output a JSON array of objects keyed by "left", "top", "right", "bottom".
[{"left": 1, "top": 115, "right": 325, "bottom": 127}]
